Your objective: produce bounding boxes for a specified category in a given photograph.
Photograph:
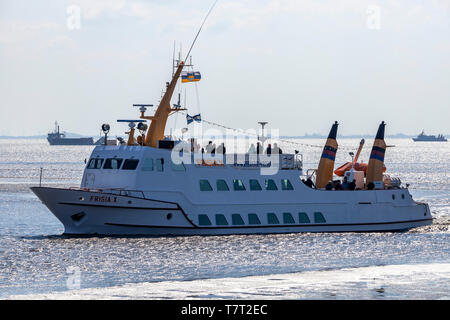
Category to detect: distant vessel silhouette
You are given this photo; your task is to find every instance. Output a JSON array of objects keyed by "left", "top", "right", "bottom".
[
  {"left": 412, "top": 130, "right": 447, "bottom": 142},
  {"left": 47, "top": 122, "right": 95, "bottom": 145}
]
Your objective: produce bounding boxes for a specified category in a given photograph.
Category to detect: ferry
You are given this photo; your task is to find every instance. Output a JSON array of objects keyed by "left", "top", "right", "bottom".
[
  {"left": 412, "top": 130, "right": 447, "bottom": 142},
  {"left": 31, "top": 57, "right": 433, "bottom": 235}
]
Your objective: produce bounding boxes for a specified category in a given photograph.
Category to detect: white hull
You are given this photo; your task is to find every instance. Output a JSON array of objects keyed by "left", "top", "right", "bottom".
[{"left": 31, "top": 187, "right": 432, "bottom": 236}]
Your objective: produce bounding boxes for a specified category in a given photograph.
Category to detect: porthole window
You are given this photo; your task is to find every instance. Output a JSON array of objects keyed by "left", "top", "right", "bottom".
[
  {"left": 392, "top": 194, "right": 396, "bottom": 200},
  {"left": 283, "top": 212, "right": 295, "bottom": 224},
  {"left": 314, "top": 212, "right": 326, "bottom": 223}
]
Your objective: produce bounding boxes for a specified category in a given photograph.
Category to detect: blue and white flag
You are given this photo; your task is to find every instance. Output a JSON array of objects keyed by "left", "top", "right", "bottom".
[{"left": 186, "top": 114, "right": 201, "bottom": 125}]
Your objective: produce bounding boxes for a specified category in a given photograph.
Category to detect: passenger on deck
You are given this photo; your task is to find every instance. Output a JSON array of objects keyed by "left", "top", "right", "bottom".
[
  {"left": 256, "top": 142, "right": 262, "bottom": 155},
  {"left": 334, "top": 180, "right": 343, "bottom": 190},
  {"left": 342, "top": 176, "right": 349, "bottom": 190},
  {"left": 248, "top": 144, "right": 256, "bottom": 154},
  {"left": 272, "top": 143, "right": 282, "bottom": 154},
  {"left": 216, "top": 143, "right": 226, "bottom": 155},
  {"left": 206, "top": 141, "right": 215, "bottom": 154},
  {"left": 325, "top": 181, "right": 334, "bottom": 190},
  {"left": 266, "top": 144, "right": 272, "bottom": 155},
  {"left": 305, "top": 177, "right": 315, "bottom": 188},
  {"left": 367, "top": 182, "right": 375, "bottom": 190},
  {"left": 348, "top": 179, "right": 356, "bottom": 191}
]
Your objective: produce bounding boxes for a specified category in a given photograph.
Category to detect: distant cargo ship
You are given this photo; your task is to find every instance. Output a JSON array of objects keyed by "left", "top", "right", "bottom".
[
  {"left": 47, "top": 122, "right": 95, "bottom": 145},
  {"left": 412, "top": 130, "right": 447, "bottom": 142}
]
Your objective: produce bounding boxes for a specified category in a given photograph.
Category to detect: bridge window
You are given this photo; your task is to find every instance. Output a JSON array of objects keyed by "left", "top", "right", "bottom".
[
  {"left": 122, "top": 159, "right": 139, "bottom": 170},
  {"left": 298, "top": 212, "right": 311, "bottom": 223},
  {"left": 216, "top": 180, "right": 229, "bottom": 191},
  {"left": 141, "top": 158, "right": 154, "bottom": 171},
  {"left": 265, "top": 179, "right": 278, "bottom": 191},
  {"left": 87, "top": 158, "right": 104, "bottom": 169},
  {"left": 248, "top": 213, "right": 261, "bottom": 225},
  {"left": 267, "top": 213, "right": 280, "bottom": 224},
  {"left": 314, "top": 212, "right": 326, "bottom": 223},
  {"left": 283, "top": 212, "right": 295, "bottom": 224},
  {"left": 281, "top": 179, "right": 294, "bottom": 190},
  {"left": 233, "top": 179, "right": 246, "bottom": 191},
  {"left": 103, "top": 158, "right": 123, "bottom": 169},
  {"left": 215, "top": 214, "right": 229, "bottom": 226},
  {"left": 232, "top": 214, "right": 245, "bottom": 225},
  {"left": 200, "top": 180, "right": 213, "bottom": 191},
  {"left": 249, "top": 179, "right": 262, "bottom": 191},
  {"left": 198, "top": 214, "right": 212, "bottom": 226}
]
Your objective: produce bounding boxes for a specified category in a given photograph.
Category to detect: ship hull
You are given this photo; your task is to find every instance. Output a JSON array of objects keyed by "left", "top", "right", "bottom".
[
  {"left": 47, "top": 137, "right": 94, "bottom": 145},
  {"left": 31, "top": 187, "right": 433, "bottom": 236}
]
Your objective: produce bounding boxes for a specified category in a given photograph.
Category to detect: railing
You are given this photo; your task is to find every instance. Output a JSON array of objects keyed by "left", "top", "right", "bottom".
[{"left": 175, "top": 152, "right": 303, "bottom": 170}]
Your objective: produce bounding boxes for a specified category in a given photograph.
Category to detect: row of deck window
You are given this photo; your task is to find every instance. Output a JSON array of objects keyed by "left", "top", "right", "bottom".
[
  {"left": 87, "top": 158, "right": 140, "bottom": 170},
  {"left": 199, "top": 179, "right": 294, "bottom": 191},
  {"left": 87, "top": 157, "right": 186, "bottom": 172},
  {"left": 198, "top": 212, "right": 326, "bottom": 226}
]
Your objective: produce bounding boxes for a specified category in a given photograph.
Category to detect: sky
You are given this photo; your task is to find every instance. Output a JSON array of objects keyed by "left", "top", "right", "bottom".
[{"left": 0, "top": 0, "right": 449, "bottom": 137}]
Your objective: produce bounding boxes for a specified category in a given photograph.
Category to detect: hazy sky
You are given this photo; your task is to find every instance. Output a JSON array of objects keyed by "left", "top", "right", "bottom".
[{"left": 0, "top": 0, "right": 449, "bottom": 137}]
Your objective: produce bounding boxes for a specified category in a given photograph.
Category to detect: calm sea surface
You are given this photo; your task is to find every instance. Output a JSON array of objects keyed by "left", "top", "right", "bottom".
[{"left": 0, "top": 138, "right": 449, "bottom": 299}]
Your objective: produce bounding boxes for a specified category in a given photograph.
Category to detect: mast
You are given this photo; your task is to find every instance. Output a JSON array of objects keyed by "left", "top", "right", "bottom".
[{"left": 141, "top": 61, "right": 185, "bottom": 147}]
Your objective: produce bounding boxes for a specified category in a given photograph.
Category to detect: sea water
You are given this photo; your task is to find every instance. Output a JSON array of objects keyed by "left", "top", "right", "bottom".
[{"left": 0, "top": 138, "right": 449, "bottom": 299}]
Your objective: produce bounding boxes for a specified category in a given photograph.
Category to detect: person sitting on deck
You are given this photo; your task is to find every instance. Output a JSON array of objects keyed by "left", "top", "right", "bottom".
[
  {"left": 342, "top": 176, "right": 349, "bottom": 190},
  {"left": 272, "top": 143, "right": 282, "bottom": 154},
  {"left": 305, "top": 177, "right": 315, "bottom": 188},
  {"left": 325, "top": 181, "right": 334, "bottom": 190},
  {"left": 348, "top": 179, "right": 356, "bottom": 191},
  {"left": 266, "top": 144, "right": 272, "bottom": 155},
  {"left": 216, "top": 143, "right": 226, "bottom": 155},
  {"left": 206, "top": 141, "right": 216, "bottom": 154},
  {"left": 256, "top": 142, "right": 262, "bottom": 154}
]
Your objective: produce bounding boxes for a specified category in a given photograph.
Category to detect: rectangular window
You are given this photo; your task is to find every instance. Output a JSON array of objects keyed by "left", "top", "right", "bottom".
[
  {"left": 265, "top": 179, "right": 278, "bottom": 190},
  {"left": 232, "top": 214, "right": 245, "bottom": 225},
  {"left": 103, "top": 158, "right": 123, "bottom": 169},
  {"left": 298, "top": 212, "right": 311, "bottom": 223},
  {"left": 314, "top": 212, "right": 326, "bottom": 223},
  {"left": 283, "top": 212, "right": 295, "bottom": 224},
  {"left": 87, "top": 158, "right": 103, "bottom": 169},
  {"left": 281, "top": 179, "right": 294, "bottom": 190},
  {"left": 198, "top": 214, "right": 212, "bottom": 226},
  {"left": 267, "top": 213, "right": 280, "bottom": 224},
  {"left": 200, "top": 180, "right": 213, "bottom": 191},
  {"left": 249, "top": 179, "right": 262, "bottom": 191},
  {"left": 215, "top": 214, "right": 229, "bottom": 226},
  {"left": 122, "top": 159, "right": 139, "bottom": 170},
  {"left": 156, "top": 158, "right": 164, "bottom": 172},
  {"left": 233, "top": 179, "right": 246, "bottom": 191},
  {"left": 248, "top": 213, "right": 261, "bottom": 225},
  {"left": 141, "top": 158, "right": 154, "bottom": 171},
  {"left": 216, "top": 179, "right": 229, "bottom": 191}
]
